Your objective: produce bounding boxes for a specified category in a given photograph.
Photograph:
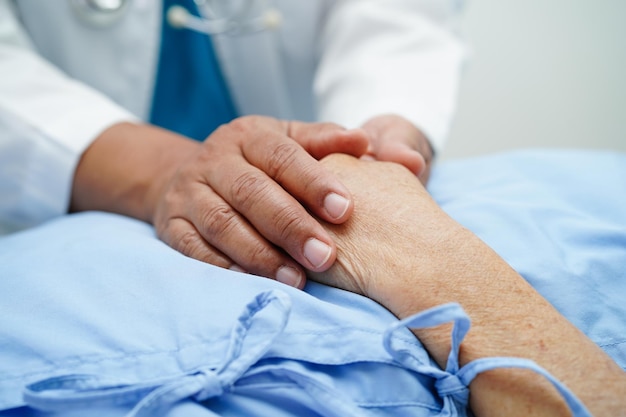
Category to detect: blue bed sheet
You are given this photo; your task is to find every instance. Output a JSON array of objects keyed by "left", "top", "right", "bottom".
[
  {"left": 1, "top": 149, "right": 624, "bottom": 416},
  {"left": 429, "top": 149, "right": 626, "bottom": 366}
]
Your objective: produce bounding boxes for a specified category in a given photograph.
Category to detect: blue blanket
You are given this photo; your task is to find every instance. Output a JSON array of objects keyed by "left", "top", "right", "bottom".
[{"left": 1, "top": 149, "right": 624, "bottom": 416}]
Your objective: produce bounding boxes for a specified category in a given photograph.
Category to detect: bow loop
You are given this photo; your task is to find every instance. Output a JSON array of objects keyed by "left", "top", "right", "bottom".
[
  {"left": 434, "top": 373, "right": 469, "bottom": 404},
  {"left": 192, "top": 369, "right": 224, "bottom": 401},
  {"left": 24, "top": 290, "right": 292, "bottom": 417},
  {"left": 383, "top": 302, "right": 593, "bottom": 417}
]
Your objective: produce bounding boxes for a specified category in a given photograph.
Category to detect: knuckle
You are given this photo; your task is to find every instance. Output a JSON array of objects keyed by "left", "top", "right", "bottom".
[
  {"left": 209, "top": 117, "right": 254, "bottom": 146},
  {"left": 272, "top": 204, "right": 308, "bottom": 244},
  {"left": 225, "top": 115, "right": 266, "bottom": 133},
  {"left": 288, "top": 121, "right": 344, "bottom": 139},
  {"left": 200, "top": 203, "right": 239, "bottom": 239},
  {"left": 265, "top": 142, "right": 301, "bottom": 180},
  {"left": 229, "top": 171, "right": 270, "bottom": 210},
  {"left": 198, "top": 141, "right": 233, "bottom": 172},
  {"left": 176, "top": 229, "right": 230, "bottom": 268},
  {"left": 161, "top": 184, "right": 183, "bottom": 209},
  {"left": 246, "top": 242, "right": 277, "bottom": 271},
  {"left": 224, "top": 116, "right": 250, "bottom": 133},
  {"left": 197, "top": 141, "right": 218, "bottom": 164},
  {"left": 175, "top": 227, "right": 204, "bottom": 258},
  {"left": 320, "top": 122, "right": 344, "bottom": 132},
  {"left": 157, "top": 218, "right": 232, "bottom": 269}
]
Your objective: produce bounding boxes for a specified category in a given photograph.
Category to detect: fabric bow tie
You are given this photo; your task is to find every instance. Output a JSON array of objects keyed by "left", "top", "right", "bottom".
[{"left": 24, "top": 291, "right": 292, "bottom": 417}]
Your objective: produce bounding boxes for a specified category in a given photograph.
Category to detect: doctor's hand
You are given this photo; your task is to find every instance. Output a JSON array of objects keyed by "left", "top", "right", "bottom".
[
  {"left": 360, "top": 114, "right": 433, "bottom": 184},
  {"left": 70, "top": 117, "right": 369, "bottom": 288}
]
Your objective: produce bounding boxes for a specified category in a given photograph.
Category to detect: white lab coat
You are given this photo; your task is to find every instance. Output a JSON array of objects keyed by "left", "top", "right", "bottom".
[{"left": 0, "top": 0, "right": 466, "bottom": 233}]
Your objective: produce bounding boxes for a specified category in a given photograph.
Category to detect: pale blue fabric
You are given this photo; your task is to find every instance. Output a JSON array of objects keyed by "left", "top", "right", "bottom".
[
  {"left": 385, "top": 304, "right": 591, "bottom": 417},
  {"left": 0, "top": 213, "right": 441, "bottom": 417},
  {"left": 1, "top": 149, "right": 624, "bottom": 416},
  {"left": 429, "top": 149, "right": 626, "bottom": 368}
]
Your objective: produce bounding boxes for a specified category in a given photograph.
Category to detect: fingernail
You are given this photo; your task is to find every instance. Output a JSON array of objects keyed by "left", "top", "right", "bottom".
[
  {"left": 229, "top": 264, "right": 247, "bottom": 273},
  {"left": 304, "top": 238, "right": 332, "bottom": 269},
  {"left": 276, "top": 266, "right": 302, "bottom": 288},
  {"left": 324, "top": 193, "right": 350, "bottom": 220}
]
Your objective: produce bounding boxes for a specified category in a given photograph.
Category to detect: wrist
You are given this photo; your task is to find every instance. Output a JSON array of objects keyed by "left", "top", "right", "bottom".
[
  {"left": 71, "top": 122, "right": 199, "bottom": 223},
  {"left": 367, "top": 225, "right": 475, "bottom": 318}
]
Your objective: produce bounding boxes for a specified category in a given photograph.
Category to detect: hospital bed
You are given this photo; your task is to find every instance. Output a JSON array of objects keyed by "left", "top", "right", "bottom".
[{"left": 1, "top": 149, "right": 625, "bottom": 416}]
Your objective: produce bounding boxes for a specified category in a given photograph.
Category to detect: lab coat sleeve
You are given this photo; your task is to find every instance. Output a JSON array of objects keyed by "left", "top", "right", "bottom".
[
  {"left": 0, "top": 1, "right": 137, "bottom": 233},
  {"left": 314, "top": 0, "right": 467, "bottom": 153}
]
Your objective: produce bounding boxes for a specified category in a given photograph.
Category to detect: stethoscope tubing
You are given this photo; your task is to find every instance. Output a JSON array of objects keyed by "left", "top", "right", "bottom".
[{"left": 70, "top": 0, "right": 282, "bottom": 35}]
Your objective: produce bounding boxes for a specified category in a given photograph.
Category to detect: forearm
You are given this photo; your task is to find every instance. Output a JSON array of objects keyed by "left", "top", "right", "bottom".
[
  {"left": 70, "top": 122, "right": 200, "bottom": 223},
  {"left": 377, "top": 229, "right": 626, "bottom": 417},
  {"left": 312, "top": 154, "right": 626, "bottom": 417}
]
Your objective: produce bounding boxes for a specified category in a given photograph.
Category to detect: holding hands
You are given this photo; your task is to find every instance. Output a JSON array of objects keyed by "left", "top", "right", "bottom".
[
  {"left": 152, "top": 117, "right": 372, "bottom": 287},
  {"left": 71, "top": 113, "right": 434, "bottom": 286},
  {"left": 71, "top": 116, "right": 369, "bottom": 287}
]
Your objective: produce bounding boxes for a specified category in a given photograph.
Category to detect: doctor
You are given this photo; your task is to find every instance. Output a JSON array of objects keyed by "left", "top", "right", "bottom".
[{"left": 0, "top": 0, "right": 465, "bottom": 286}]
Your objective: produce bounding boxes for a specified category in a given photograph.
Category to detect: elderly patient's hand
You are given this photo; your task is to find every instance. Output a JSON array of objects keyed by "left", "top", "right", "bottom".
[
  {"left": 308, "top": 157, "right": 626, "bottom": 417},
  {"left": 308, "top": 154, "right": 465, "bottom": 304}
]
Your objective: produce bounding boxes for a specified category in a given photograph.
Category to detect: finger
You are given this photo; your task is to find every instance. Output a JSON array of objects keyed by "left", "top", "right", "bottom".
[
  {"left": 206, "top": 151, "right": 337, "bottom": 273},
  {"left": 182, "top": 182, "right": 308, "bottom": 287},
  {"left": 158, "top": 216, "right": 234, "bottom": 270},
  {"left": 286, "top": 121, "right": 370, "bottom": 159},
  {"left": 374, "top": 142, "right": 427, "bottom": 176},
  {"left": 235, "top": 129, "right": 355, "bottom": 225},
  {"left": 362, "top": 115, "right": 434, "bottom": 177}
]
